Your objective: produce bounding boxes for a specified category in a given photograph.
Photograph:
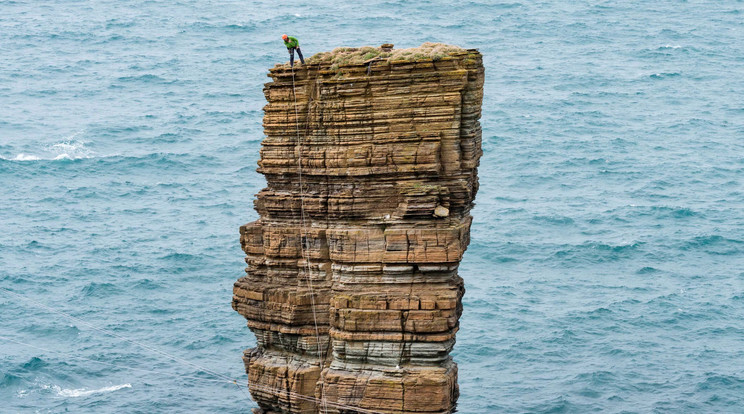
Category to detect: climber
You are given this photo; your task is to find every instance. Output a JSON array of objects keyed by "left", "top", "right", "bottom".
[{"left": 282, "top": 34, "right": 305, "bottom": 67}]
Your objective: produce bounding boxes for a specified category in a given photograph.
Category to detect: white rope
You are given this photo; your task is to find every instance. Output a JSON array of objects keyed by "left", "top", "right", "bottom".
[
  {"left": 281, "top": 67, "right": 396, "bottom": 414},
  {"left": 291, "top": 66, "right": 330, "bottom": 414}
]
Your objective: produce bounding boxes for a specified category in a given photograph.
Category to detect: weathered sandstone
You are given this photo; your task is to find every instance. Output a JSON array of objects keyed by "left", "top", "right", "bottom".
[{"left": 233, "top": 43, "right": 483, "bottom": 414}]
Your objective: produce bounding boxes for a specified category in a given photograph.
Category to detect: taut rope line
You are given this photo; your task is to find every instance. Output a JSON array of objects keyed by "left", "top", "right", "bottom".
[
  {"left": 0, "top": 66, "right": 385, "bottom": 414},
  {"left": 291, "top": 65, "right": 329, "bottom": 414}
]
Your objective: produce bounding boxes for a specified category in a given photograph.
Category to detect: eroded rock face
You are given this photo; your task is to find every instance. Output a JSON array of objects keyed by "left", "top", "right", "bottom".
[{"left": 233, "top": 44, "right": 484, "bottom": 414}]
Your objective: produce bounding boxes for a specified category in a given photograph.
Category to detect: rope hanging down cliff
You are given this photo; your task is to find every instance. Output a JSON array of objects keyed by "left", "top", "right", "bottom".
[
  {"left": 0, "top": 68, "right": 388, "bottom": 414},
  {"left": 291, "top": 66, "right": 329, "bottom": 414}
]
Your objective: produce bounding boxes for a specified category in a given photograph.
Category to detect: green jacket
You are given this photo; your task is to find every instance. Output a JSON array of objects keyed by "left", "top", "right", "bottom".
[{"left": 284, "top": 36, "right": 299, "bottom": 49}]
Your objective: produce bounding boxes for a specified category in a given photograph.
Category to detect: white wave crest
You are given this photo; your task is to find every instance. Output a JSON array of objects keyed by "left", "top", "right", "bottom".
[
  {"left": 9, "top": 153, "right": 42, "bottom": 161},
  {"left": 48, "top": 140, "right": 94, "bottom": 160},
  {"left": 660, "top": 44, "right": 682, "bottom": 49},
  {"left": 1, "top": 138, "right": 94, "bottom": 161},
  {"left": 52, "top": 383, "right": 132, "bottom": 397}
]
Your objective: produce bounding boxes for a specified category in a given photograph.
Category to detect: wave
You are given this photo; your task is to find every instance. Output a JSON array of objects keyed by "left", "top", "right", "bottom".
[
  {"left": 50, "top": 383, "right": 132, "bottom": 398},
  {"left": 80, "top": 282, "right": 121, "bottom": 298},
  {"left": 684, "top": 235, "right": 743, "bottom": 248},
  {"left": 133, "top": 278, "right": 164, "bottom": 290},
  {"left": 2, "top": 373, "right": 22, "bottom": 387},
  {"left": 650, "top": 72, "right": 682, "bottom": 79},
  {"left": 22, "top": 356, "right": 48, "bottom": 370},
  {"left": 116, "top": 74, "right": 174, "bottom": 84},
  {"left": 532, "top": 215, "right": 575, "bottom": 225},
  {"left": 4, "top": 153, "right": 42, "bottom": 161},
  {"left": 552, "top": 241, "right": 644, "bottom": 263},
  {"left": 49, "top": 141, "right": 94, "bottom": 159},
  {"left": 159, "top": 252, "right": 204, "bottom": 262},
  {"left": 186, "top": 21, "right": 257, "bottom": 32},
  {"left": 0, "top": 138, "right": 94, "bottom": 162},
  {"left": 636, "top": 266, "right": 660, "bottom": 274},
  {"left": 695, "top": 374, "right": 744, "bottom": 392}
]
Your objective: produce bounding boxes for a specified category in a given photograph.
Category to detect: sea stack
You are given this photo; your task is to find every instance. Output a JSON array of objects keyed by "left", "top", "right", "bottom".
[{"left": 232, "top": 43, "right": 484, "bottom": 414}]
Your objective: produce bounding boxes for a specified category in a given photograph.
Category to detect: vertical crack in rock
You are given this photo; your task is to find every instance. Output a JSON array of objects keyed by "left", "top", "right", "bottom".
[{"left": 233, "top": 43, "right": 484, "bottom": 414}]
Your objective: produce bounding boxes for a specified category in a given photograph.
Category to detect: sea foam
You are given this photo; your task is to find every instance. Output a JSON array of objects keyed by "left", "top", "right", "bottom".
[
  {"left": 1, "top": 139, "right": 94, "bottom": 161},
  {"left": 52, "top": 383, "right": 132, "bottom": 398}
]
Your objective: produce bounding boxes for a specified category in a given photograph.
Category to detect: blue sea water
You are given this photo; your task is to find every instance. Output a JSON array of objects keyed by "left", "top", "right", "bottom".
[{"left": 1, "top": 0, "right": 743, "bottom": 412}]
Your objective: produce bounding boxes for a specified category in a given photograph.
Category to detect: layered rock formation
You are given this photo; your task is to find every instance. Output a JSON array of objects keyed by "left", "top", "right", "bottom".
[{"left": 233, "top": 43, "right": 484, "bottom": 414}]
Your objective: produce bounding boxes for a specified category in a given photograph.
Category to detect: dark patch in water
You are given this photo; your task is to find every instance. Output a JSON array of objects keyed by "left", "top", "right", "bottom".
[
  {"left": 22, "top": 356, "right": 48, "bottom": 370},
  {"left": 80, "top": 282, "right": 120, "bottom": 297}
]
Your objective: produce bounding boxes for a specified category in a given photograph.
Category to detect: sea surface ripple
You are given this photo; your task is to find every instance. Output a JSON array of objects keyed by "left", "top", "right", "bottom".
[{"left": 1, "top": 1, "right": 743, "bottom": 413}]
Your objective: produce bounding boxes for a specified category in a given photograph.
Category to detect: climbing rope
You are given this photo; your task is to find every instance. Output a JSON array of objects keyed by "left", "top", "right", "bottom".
[
  {"left": 291, "top": 65, "right": 330, "bottom": 414},
  {"left": 0, "top": 66, "right": 387, "bottom": 414}
]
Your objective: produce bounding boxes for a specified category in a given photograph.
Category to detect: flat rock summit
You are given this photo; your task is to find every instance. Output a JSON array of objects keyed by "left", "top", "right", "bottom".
[{"left": 232, "top": 42, "right": 484, "bottom": 414}]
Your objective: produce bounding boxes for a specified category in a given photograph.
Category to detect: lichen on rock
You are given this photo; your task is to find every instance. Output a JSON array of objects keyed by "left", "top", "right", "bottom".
[{"left": 233, "top": 42, "right": 484, "bottom": 414}]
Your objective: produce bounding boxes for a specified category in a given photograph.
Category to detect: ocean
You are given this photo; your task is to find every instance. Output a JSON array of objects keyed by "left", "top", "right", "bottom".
[{"left": 1, "top": 0, "right": 743, "bottom": 412}]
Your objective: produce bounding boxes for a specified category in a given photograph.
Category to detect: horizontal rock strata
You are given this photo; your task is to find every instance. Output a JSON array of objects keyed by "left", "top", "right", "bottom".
[{"left": 233, "top": 43, "right": 484, "bottom": 414}]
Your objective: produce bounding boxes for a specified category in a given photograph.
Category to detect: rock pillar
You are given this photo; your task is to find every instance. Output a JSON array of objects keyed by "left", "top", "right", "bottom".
[{"left": 233, "top": 44, "right": 484, "bottom": 414}]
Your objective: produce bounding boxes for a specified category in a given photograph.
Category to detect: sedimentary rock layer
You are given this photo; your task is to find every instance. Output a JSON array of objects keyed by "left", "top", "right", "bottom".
[{"left": 233, "top": 43, "right": 484, "bottom": 414}]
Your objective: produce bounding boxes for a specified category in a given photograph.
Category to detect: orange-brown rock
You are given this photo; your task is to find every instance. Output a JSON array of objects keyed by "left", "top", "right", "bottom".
[{"left": 233, "top": 42, "right": 483, "bottom": 414}]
